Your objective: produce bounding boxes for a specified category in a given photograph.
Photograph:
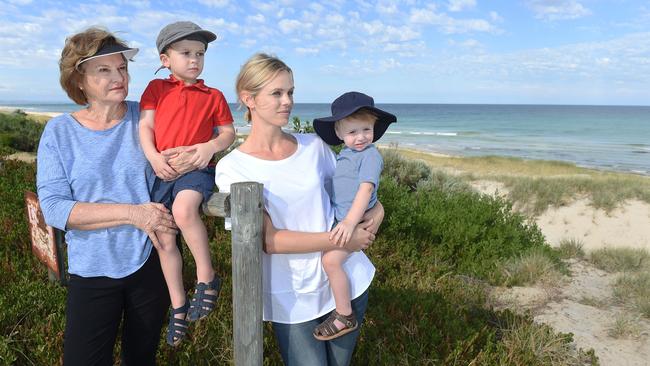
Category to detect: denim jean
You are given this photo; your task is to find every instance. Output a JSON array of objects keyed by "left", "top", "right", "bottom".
[{"left": 272, "top": 288, "right": 370, "bottom": 366}]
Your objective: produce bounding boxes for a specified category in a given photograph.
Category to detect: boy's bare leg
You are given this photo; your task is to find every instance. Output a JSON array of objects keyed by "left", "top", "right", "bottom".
[
  {"left": 157, "top": 231, "right": 186, "bottom": 318},
  {"left": 322, "top": 248, "right": 352, "bottom": 330},
  {"left": 172, "top": 190, "right": 215, "bottom": 285}
]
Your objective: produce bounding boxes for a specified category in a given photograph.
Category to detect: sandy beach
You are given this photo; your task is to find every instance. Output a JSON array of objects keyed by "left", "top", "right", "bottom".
[{"left": 397, "top": 146, "right": 650, "bottom": 366}]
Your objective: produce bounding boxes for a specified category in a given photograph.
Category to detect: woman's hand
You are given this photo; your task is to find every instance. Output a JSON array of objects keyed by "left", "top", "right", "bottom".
[
  {"left": 128, "top": 203, "right": 177, "bottom": 249},
  {"left": 162, "top": 146, "right": 196, "bottom": 178},
  {"left": 361, "top": 201, "right": 384, "bottom": 235},
  {"left": 343, "top": 220, "right": 375, "bottom": 252}
]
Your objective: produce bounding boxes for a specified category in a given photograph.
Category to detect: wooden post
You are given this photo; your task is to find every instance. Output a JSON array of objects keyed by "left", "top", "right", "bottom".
[
  {"left": 230, "top": 182, "right": 263, "bottom": 366},
  {"left": 203, "top": 182, "right": 263, "bottom": 365}
]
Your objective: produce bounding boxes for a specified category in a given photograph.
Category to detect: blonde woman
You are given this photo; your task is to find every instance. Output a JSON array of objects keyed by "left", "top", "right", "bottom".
[{"left": 214, "top": 53, "right": 383, "bottom": 365}]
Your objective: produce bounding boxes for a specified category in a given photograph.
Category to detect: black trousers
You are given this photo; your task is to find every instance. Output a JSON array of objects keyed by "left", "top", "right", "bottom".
[{"left": 63, "top": 250, "right": 170, "bottom": 366}]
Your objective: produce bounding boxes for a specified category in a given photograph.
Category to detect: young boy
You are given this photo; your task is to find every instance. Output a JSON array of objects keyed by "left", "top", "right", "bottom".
[
  {"left": 312, "top": 91, "right": 396, "bottom": 340},
  {"left": 139, "top": 21, "right": 235, "bottom": 346}
]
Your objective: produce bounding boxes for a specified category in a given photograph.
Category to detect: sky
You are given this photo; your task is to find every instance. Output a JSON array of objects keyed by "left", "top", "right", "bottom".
[{"left": 1, "top": 0, "right": 649, "bottom": 105}]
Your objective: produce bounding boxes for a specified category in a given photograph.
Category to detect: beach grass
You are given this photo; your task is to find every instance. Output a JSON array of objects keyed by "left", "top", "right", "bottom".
[
  {"left": 391, "top": 147, "right": 650, "bottom": 215},
  {"left": 557, "top": 238, "right": 586, "bottom": 260},
  {"left": 607, "top": 314, "right": 642, "bottom": 339},
  {"left": 497, "top": 250, "right": 563, "bottom": 287},
  {"left": 588, "top": 248, "right": 650, "bottom": 273},
  {"left": 612, "top": 272, "right": 650, "bottom": 318}
]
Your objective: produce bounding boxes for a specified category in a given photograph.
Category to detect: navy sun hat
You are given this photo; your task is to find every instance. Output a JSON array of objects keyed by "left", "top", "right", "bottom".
[{"left": 313, "top": 91, "right": 397, "bottom": 146}]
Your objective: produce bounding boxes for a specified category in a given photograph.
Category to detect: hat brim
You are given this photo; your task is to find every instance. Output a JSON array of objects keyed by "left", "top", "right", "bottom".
[
  {"left": 76, "top": 44, "right": 138, "bottom": 69},
  {"left": 313, "top": 106, "right": 396, "bottom": 146}
]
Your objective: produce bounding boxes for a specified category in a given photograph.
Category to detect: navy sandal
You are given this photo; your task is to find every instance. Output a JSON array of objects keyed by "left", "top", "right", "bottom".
[
  {"left": 166, "top": 301, "right": 190, "bottom": 347},
  {"left": 188, "top": 276, "right": 222, "bottom": 321}
]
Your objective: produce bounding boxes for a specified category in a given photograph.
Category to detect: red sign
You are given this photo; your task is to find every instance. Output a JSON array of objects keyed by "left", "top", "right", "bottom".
[{"left": 24, "top": 191, "right": 61, "bottom": 279}]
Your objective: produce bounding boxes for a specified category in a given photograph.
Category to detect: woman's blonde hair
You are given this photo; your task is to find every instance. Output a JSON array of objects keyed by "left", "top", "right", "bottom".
[
  {"left": 59, "top": 27, "right": 130, "bottom": 105},
  {"left": 235, "top": 53, "right": 293, "bottom": 122}
]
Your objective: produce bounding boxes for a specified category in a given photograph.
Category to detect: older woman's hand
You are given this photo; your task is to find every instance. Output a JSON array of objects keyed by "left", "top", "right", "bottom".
[
  {"left": 162, "top": 146, "right": 197, "bottom": 179},
  {"left": 128, "top": 203, "right": 177, "bottom": 249},
  {"left": 343, "top": 220, "right": 376, "bottom": 252}
]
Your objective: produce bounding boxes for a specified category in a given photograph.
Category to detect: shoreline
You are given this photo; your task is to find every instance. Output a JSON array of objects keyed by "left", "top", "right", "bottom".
[{"left": 3, "top": 108, "right": 648, "bottom": 178}]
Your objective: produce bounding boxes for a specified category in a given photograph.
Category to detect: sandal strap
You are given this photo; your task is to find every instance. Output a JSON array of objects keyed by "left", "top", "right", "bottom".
[
  {"left": 314, "top": 310, "right": 358, "bottom": 337},
  {"left": 166, "top": 302, "right": 189, "bottom": 345},
  {"left": 188, "top": 276, "right": 222, "bottom": 321},
  {"left": 332, "top": 310, "right": 357, "bottom": 329}
]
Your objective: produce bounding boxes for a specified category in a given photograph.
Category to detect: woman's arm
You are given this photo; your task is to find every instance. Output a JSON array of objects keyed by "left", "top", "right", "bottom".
[
  {"left": 263, "top": 213, "right": 375, "bottom": 254},
  {"left": 67, "top": 202, "right": 177, "bottom": 249}
]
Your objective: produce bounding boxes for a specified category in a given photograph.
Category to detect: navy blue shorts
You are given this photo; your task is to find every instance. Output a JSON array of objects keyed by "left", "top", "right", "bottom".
[{"left": 151, "top": 166, "right": 215, "bottom": 209}]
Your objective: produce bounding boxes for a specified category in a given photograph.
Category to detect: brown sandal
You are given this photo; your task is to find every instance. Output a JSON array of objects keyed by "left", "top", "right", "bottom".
[{"left": 313, "top": 310, "right": 358, "bottom": 341}]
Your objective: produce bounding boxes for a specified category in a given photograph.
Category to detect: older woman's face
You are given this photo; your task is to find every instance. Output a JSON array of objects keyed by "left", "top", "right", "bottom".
[{"left": 79, "top": 53, "right": 129, "bottom": 105}]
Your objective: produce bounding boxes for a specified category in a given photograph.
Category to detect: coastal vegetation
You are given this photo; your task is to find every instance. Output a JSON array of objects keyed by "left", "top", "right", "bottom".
[
  {"left": 0, "top": 114, "right": 600, "bottom": 364},
  {"left": 395, "top": 147, "right": 650, "bottom": 215}
]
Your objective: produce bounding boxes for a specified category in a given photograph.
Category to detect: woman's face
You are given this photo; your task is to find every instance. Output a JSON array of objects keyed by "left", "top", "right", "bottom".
[
  {"left": 79, "top": 53, "right": 129, "bottom": 105},
  {"left": 247, "top": 70, "right": 294, "bottom": 127}
]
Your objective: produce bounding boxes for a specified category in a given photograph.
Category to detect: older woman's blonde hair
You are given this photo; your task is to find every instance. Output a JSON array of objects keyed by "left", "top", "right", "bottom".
[
  {"left": 235, "top": 53, "right": 293, "bottom": 122},
  {"left": 59, "top": 27, "right": 130, "bottom": 105}
]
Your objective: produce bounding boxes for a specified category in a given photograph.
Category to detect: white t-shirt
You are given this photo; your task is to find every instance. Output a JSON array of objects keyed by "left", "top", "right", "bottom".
[{"left": 214, "top": 133, "right": 375, "bottom": 324}]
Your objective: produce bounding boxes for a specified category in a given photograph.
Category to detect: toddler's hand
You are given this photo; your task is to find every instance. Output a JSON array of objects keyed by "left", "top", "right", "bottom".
[
  {"left": 188, "top": 142, "right": 217, "bottom": 169},
  {"left": 330, "top": 220, "right": 356, "bottom": 247}
]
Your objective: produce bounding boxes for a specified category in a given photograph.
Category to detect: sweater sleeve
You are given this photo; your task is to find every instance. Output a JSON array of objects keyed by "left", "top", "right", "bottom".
[{"left": 36, "top": 125, "right": 76, "bottom": 231}]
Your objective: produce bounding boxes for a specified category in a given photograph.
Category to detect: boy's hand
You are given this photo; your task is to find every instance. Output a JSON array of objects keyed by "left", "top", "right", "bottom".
[
  {"left": 150, "top": 153, "right": 177, "bottom": 181},
  {"left": 330, "top": 220, "right": 356, "bottom": 247},
  {"left": 187, "top": 142, "right": 217, "bottom": 169}
]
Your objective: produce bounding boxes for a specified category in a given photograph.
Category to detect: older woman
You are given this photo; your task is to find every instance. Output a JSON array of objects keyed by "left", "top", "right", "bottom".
[
  {"left": 37, "top": 28, "right": 178, "bottom": 365},
  {"left": 214, "top": 53, "right": 382, "bottom": 365}
]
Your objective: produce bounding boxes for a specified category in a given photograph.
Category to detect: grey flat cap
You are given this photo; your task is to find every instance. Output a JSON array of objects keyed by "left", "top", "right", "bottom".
[{"left": 156, "top": 21, "right": 217, "bottom": 54}]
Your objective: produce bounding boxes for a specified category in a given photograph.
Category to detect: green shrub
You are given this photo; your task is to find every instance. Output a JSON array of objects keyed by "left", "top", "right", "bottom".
[
  {"left": 378, "top": 176, "right": 551, "bottom": 281},
  {"left": 0, "top": 149, "right": 591, "bottom": 364},
  {"left": 381, "top": 149, "right": 431, "bottom": 190},
  {"left": 0, "top": 112, "right": 45, "bottom": 153}
]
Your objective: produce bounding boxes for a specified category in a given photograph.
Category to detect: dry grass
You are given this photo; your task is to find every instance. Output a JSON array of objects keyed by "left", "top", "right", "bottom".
[
  {"left": 607, "top": 314, "right": 643, "bottom": 339},
  {"left": 499, "top": 251, "right": 563, "bottom": 287},
  {"left": 589, "top": 248, "right": 650, "bottom": 273},
  {"left": 612, "top": 272, "right": 650, "bottom": 318},
  {"left": 557, "top": 238, "right": 585, "bottom": 260},
  {"left": 388, "top": 147, "right": 650, "bottom": 215}
]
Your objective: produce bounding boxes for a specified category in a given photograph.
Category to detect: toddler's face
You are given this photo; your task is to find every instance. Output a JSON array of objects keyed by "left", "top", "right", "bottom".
[
  {"left": 335, "top": 117, "right": 375, "bottom": 151},
  {"left": 161, "top": 39, "right": 205, "bottom": 83}
]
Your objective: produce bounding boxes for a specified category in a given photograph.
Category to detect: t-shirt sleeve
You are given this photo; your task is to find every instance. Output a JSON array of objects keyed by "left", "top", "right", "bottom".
[
  {"left": 213, "top": 92, "right": 234, "bottom": 126},
  {"left": 214, "top": 158, "right": 235, "bottom": 230},
  {"left": 358, "top": 147, "right": 383, "bottom": 187},
  {"left": 139, "top": 80, "right": 160, "bottom": 111},
  {"left": 36, "top": 125, "right": 77, "bottom": 231}
]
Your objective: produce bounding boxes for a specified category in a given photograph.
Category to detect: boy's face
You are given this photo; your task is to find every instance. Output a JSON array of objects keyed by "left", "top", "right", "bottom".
[
  {"left": 335, "top": 116, "right": 375, "bottom": 151},
  {"left": 160, "top": 39, "right": 205, "bottom": 84}
]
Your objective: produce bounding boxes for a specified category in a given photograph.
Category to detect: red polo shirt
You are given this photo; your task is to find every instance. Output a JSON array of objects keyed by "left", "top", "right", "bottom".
[{"left": 140, "top": 75, "right": 233, "bottom": 152}]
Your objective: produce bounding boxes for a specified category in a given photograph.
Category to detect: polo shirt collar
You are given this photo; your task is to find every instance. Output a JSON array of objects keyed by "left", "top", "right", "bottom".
[{"left": 164, "top": 75, "right": 210, "bottom": 93}]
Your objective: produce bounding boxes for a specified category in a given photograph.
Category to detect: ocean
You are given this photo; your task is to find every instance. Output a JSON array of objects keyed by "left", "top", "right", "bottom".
[{"left": 2, "top": 102, "right": 649, "bottom": 175}]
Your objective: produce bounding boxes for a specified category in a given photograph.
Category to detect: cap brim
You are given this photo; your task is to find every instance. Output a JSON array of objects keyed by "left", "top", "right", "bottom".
[
  {"left": 161, "top": 30, "right": 217, "bottom": 53},
  {"left": 76, "top": 44, "right": 139, "bottom": 69}
]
